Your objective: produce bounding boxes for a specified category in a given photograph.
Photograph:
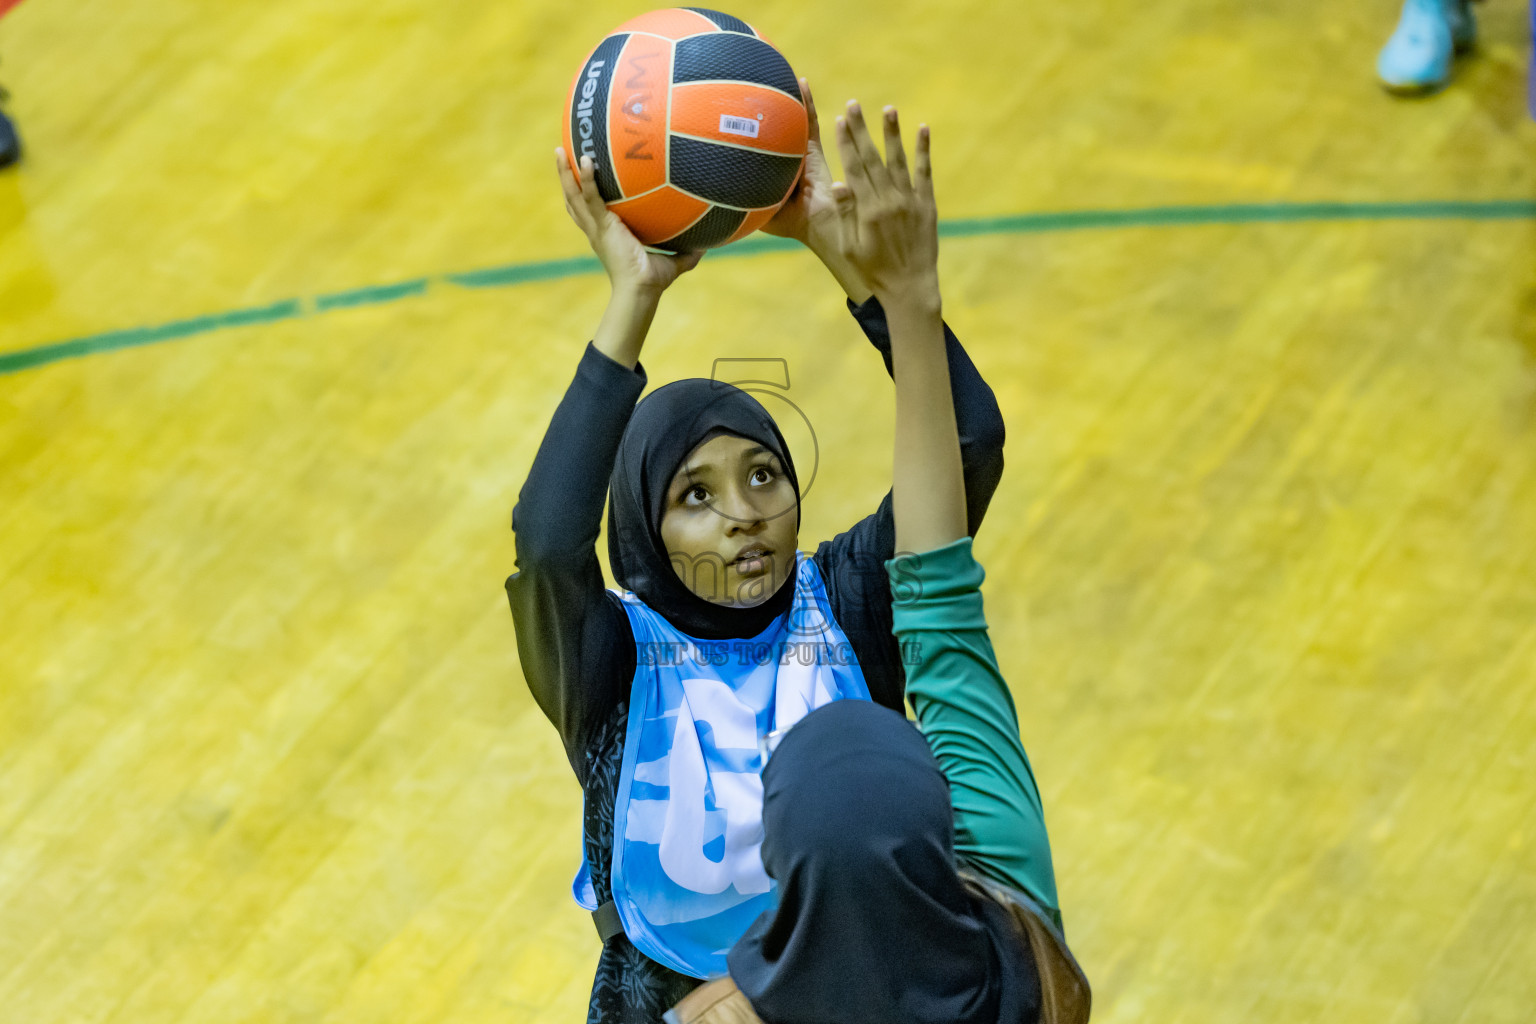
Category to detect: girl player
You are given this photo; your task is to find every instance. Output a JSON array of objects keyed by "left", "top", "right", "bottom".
[
  {"left": 508, "top": 81, "right": 1006, "bottom": 1023},
  {"left": 668, "top": 99, "right": 1091, "bottom": 1024}
]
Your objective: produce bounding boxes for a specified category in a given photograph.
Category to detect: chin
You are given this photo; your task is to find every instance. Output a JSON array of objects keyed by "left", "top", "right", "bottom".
[{"left": 723, "top": 566, "right": 792, "bottom": 608}]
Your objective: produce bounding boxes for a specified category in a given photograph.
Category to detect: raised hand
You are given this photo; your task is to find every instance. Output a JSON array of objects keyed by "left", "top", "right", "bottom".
[
  {"left": 555, "top": 148, "right": 703, "bottom": 294},
  {"left": 761, "top": 78, "right": 840, "bottom": 253},
  {"left": 829, "top": 101, "right": 939, "bottom": 311}
]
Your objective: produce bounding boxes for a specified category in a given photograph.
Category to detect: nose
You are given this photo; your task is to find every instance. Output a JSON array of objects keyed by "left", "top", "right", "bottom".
[{"left": 716, "top": 483, "right": 767, "bottom": 534}]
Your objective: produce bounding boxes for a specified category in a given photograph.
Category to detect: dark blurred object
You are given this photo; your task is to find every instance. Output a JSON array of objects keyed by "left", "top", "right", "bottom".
[
  {"left": 0, "top": 0, "right": 26, "bottom": 165},
  {"left": 0, "top": 85, "right": 19, "bottom": 168}
]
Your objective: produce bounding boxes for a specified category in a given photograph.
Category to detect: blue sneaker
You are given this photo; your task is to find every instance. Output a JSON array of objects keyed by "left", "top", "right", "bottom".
[{"left": 1377, "top": 0, "right": 1476, "bottom": 94}]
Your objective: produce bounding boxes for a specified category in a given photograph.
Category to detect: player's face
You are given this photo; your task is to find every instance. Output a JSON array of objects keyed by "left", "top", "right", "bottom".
[{"left": 659, "top": 434, "right": 799, "bottom": 608}]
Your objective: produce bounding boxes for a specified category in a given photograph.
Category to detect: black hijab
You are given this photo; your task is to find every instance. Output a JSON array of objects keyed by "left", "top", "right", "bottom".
[
  {"left": 728, "top": 699, "right": 1041, "bottom": 1024},
  {"left": 608, "top": 377, "right": 800, "bottom": 640}
]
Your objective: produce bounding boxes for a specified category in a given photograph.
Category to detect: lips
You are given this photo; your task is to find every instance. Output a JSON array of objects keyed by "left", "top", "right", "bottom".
[{"left": 732, "top": 546, "right": 771, "bottom": 565}]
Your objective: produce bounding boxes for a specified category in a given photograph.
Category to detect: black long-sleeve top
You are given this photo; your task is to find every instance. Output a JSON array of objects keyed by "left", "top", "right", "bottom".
[{"left": 507, "top": 296, "right": 1006, "bottom": 782}]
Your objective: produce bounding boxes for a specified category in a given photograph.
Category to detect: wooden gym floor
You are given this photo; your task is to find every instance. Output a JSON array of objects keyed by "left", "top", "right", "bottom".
[{"left": 2, "top": 1, "right": 1534, "bottom": 1021}]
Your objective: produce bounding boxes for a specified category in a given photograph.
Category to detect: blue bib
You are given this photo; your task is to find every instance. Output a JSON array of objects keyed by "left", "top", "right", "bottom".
[{"left": 572, "top": 552, "right": 871, "bottom": 978}]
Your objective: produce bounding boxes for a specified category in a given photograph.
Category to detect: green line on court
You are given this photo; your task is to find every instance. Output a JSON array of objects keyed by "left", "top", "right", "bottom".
[
  {"left": 703, "top": 235, "right": 801, "bottom": 258},
  {"left": 5, "top": 199, "right": 1535, "bottom": 377},
  {"left": 938, "top": 199, "right": 1536, "bottom": 238},
  {"left": 314, "top": 278, "right": 429, "bottom": 311},
  {"left": 446, "top": 255, "right": 602, "bottom": 288},
  {"left": 0, "top": 299, "right": 304, "bottom": 376}
]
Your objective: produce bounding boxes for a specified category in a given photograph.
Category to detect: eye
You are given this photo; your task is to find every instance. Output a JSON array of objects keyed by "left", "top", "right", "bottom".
[
  {"left": 749, "top": 465, "right": 775, "bottom": 486},
  {"left": 681, "top": 484, "right": 709, "bottom": 506}
]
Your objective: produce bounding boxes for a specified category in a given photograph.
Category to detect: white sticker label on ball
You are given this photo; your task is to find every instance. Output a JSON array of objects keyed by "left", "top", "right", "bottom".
[{"left": 719, "top": 115, "right": 761, "bottom": 139}]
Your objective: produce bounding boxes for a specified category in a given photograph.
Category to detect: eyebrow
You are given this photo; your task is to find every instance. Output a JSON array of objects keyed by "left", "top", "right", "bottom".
[{"left": 675, "top": 445, "right": 775, "bottom": 484}]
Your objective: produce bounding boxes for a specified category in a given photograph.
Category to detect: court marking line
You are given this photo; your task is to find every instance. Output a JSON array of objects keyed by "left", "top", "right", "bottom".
[
  {"left": 2, "top": 299, "right": 305, "bottom": 376},
  {"left": 3, "top": 198, "right": 1535, "bottom": 378},
  {"left": 313, "top": 278, "right": 429, "bottom": 311}
]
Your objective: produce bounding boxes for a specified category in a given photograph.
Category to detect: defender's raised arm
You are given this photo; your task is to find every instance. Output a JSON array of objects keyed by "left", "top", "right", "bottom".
[{"left": 827, "top": 101, "right": 965, "bottom": 554}]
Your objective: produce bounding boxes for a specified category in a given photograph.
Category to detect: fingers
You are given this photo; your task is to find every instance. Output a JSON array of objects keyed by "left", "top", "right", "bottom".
[
  {"left": 795, "top": 78, "right": 833, "bottom": 190},
  {"left": 555, "top": 147, "right": 613, "bottom": 237},
  {"left": 576, "top": 154, "right": 609, "bottom": 225},
  {"left": 843, "top": 101, "right": 890, "bottom": 190},
  {"left": 800, "top": 77, "right": 820, "bottom": 147},
  {"left": 882, "top": 106, "right": 911, "bottom": 193},
  {"left": 831, "top": 179, "right": 858, "bottom": 255},
  {"left": 555, "top": 147, "right": 590, "bottom": 229},
  {"left": 913, "top": 123, "right": 933, "bottom": 202},
  {"left": 834, "top": 111, "right": 874, "bottom": 200}
]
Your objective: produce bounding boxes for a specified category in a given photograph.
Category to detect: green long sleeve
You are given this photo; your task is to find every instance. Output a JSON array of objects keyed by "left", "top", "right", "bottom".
[{"left": 884, "top": 536, "right": 1061, "bottom": 924}]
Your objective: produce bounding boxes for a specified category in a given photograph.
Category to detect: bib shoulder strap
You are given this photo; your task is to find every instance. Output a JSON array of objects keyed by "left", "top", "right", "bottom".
[{"left": 592, "top": 900, "right": 624, "bottom": 943}]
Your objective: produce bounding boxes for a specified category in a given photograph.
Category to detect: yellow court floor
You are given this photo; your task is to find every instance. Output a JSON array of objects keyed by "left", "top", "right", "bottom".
[{"left": 2, "top": 1, "right": 1535, "bottom": 1022}]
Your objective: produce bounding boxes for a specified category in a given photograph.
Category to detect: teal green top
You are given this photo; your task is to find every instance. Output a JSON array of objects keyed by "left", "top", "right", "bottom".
[{"left": 884, "top": 536, "right": 1061, "bottom": 926}]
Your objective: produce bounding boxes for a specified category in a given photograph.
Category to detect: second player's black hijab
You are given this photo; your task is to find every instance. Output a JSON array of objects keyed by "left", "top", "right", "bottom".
[
  {"left": 728, "top": 699, "right": 1042, "bottom": 1024},
  {"left": 607, "top": 377, "right": 800, "bottom": 640}
]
